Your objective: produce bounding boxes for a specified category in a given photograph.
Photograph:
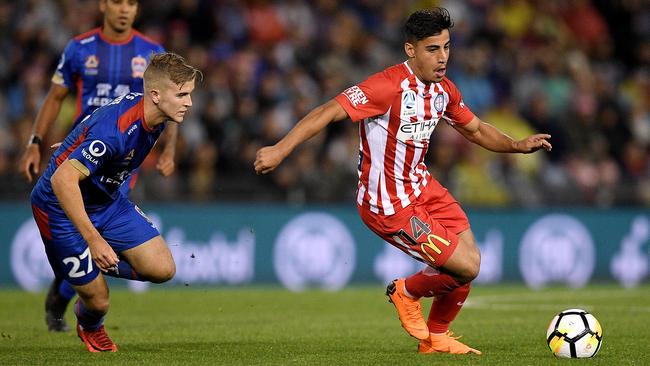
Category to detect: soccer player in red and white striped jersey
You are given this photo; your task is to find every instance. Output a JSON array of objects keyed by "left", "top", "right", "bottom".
[{"left": 255, "top": 8, "right": 551, "bottom": 355}]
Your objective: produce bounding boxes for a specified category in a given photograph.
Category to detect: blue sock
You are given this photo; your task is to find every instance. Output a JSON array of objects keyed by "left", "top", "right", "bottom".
[
  {"left": 103, "top": 260, "right": 146, "bottom": 281},
  {"left": 74, "top": 299, "right": 105, "bottom": 331},
  {"left": 58, "top": 280, "right": 76, "bottom": 301}
]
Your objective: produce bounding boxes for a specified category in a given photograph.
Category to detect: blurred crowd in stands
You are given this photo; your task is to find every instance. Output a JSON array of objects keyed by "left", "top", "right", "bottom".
[{"left": 1, "top": 0, "right": 649, "bottom": 207}]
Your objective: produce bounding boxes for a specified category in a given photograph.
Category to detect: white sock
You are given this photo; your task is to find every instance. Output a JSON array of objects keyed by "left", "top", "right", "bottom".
[{"left": 402, "top": 282, "right": 417, "bottom": 300}]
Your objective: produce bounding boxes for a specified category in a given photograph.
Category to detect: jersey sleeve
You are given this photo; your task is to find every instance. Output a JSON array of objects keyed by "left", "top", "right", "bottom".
[
  {"left": 334, "top": 70, "right": 396, "bottom": 122},
  {"left": 443, "top": 78, "right": 475, "bottom": 126},
  {"left": 66, "top": 130, "right": 120, "bottom": 177},
  {"left": 51, "top": 40, "right": 78, "bottom": 89}
]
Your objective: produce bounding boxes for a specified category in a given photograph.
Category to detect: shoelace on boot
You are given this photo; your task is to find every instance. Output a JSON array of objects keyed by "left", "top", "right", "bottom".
[
  {"left": 404, "top": 298, "right": 423, "bottom": 323},
  {"left": 446, "top": 331, "right": 462, "bottom": 340},
  {"left": 89, "top": 326, "right": 114, "bottom": 349}
]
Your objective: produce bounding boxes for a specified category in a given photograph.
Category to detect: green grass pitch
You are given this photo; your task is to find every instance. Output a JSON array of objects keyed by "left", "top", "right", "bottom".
[{"left": 0, "top": 284, "right": 648, "bottom": 365}]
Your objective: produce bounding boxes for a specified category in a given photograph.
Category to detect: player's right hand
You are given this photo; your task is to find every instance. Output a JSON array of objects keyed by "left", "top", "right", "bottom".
[
  {"left": 19, "top": 144, "right": 41, "bottom": 183},
  {"left": 254, "top": 145, "right": 286, "bottom": 175},
  {"left": 88, "top": 238, "right": 120, "bottom": 272}
]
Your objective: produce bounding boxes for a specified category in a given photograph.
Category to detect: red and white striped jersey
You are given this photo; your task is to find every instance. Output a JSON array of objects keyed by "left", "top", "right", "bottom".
[{"left": 334, "top": 61, "right": 474, "bottom": 216}]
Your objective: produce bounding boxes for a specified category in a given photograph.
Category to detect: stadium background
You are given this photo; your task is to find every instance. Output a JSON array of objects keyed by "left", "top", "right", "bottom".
[{"left": 0, "top": 0, "right": 649, "bottom": 292}]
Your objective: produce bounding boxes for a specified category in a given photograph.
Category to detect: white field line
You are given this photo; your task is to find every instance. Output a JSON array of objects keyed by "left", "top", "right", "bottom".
[
  {"left": 468, "top": 290, "right": 645, "bottom": 302},
  {"left": 463, "top": 297, "right": 650, "bottom": 313}
]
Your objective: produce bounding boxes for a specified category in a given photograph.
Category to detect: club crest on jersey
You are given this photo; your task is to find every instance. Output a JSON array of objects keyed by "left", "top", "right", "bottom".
[
  {"left": 131, "top": 56, "right": 147, "bottom": 78},
  {"left": 84, "top": 55, "right": 99, "bottom": 75},
  {"left": 434, "top": 93, "right": 445, "bottom": 112},
  {"left": 401, "top": 90, "right": 417, "bottom": 118}
]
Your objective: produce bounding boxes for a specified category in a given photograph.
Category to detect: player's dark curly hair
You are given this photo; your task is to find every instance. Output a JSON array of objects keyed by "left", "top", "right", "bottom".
[{"left": 404, "top": 8, "right": 454, "bottom": 43}]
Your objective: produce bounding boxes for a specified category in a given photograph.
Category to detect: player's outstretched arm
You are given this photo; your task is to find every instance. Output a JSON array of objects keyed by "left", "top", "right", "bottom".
[
  {"left": 51, "top": 160, "right": 119, "bottom": 271},
  {"left": 254, "top": 99, "right": 349, "bottom": 175},
  {"left": 18, "top": 84, "right": 69, "bottom": 183},
  {"left": 156, "top": 122, "right": 178, "bottom": 177},
  {"left": 453, "top": 116, "right": 552, "bottom": 154}
]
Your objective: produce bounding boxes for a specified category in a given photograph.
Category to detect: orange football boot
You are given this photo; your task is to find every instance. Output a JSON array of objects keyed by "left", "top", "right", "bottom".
[
  {"left": 418, "top": 331, "right": 481, "bottom": 355},
  {"left": 386, "top": 279, "right": 429, "bottom": 340},
  {"left": 76, "top": 324, "right": 118, "bottom": 353}
]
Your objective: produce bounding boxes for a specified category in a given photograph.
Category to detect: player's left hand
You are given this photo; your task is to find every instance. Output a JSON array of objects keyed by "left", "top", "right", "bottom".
[
  {"left": 87, "top": 237, "right": 120, "bottom": 272},
  {"left": 156, "top": 150, "right": 175, "bottom": 177},
  {"left": 254, "top": 145, "right": 287, "bottom": 175},
  {"left": 515, "top": 134, "right": 552, "bottom": 154}
]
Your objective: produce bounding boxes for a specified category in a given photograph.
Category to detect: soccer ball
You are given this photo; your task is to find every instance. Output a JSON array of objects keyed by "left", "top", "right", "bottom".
[{"left": 546, "top": 308, "right": 603, "bottom": 358}]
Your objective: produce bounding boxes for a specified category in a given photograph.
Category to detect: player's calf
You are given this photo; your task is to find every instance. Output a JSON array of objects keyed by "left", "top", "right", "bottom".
[{"left": 45, "top": 277, "right": 73, "bottom": 332}]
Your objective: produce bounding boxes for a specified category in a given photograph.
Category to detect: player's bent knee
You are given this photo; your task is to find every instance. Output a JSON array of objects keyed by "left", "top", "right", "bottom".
[
  {"left": 453, "top": 267, "right": 477, "bottom": 284},
  {"left": 452, "top": 230, "right": 481, "bottom": 283},
  {"left": 92, "top": 298, "right": 110, "bottom": 313},
  {"left": 448, "top": 248, "right": 480, "bottom": 284},
  {"left": 79, "top": 294, "right": 110, "bottom": 313},
  {"left": 461, "top": 258, "right": 480, "bottom": 283},
  {"left": 459, "top": 248, "right": 480, "bottom": 282},
  {"left": 148, "top": 261, "right": 176, "bottom": 283}
]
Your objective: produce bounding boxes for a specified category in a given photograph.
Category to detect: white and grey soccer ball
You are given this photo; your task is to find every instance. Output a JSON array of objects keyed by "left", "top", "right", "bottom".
[{"left": 546, "top": 308, "right": 603, "bottom": 358}]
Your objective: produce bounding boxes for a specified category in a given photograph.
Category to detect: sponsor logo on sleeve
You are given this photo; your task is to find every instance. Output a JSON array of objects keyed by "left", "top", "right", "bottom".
[
  {"left": 81, "top": 149, "right": 98, "bottom": 164},
  {"left": 342, "top": 86, "right": 368, "bottom": 108},
  {"left": 89, "top": 140, "right": 106, "bottom": 157}
]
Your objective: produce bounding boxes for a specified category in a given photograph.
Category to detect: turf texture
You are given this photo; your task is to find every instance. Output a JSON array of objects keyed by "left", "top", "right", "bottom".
[{"left": 0, "top": 284, "right": 648, "bottom": 365}]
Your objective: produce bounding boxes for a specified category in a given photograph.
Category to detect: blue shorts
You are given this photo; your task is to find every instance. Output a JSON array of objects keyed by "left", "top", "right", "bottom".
[{"left": 31, "top": 194, "right": 159, "bottom": 286}]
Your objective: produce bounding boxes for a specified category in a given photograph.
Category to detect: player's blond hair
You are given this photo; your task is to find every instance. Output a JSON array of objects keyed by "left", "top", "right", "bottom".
[{"left": 144, "top": 52, "right": 202, "bottom": 90}]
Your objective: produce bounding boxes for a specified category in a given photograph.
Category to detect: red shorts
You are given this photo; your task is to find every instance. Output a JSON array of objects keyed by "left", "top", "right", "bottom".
[{"left": 358, "top": 179, "right": 469, "bottom": 268}]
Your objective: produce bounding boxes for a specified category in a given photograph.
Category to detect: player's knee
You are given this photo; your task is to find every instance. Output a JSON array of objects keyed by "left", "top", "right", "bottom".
[
  {"left": 82, "top": 295, "right": 110, "bottom": 313},
  {"left": 94, "top": 298, "right": 110, "bottom": 313},
  {"left": 149, "top": 261, "right": 175, "bottom": 283},
  {"left": 456, "top": 247, "right": 481, "bottom": 283}
]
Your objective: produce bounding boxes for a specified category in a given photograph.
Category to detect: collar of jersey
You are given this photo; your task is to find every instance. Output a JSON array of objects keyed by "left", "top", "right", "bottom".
[
  {"left": 402, "top": 60, "right": 439, "bottom": 88},
  {"left": 135, "top": 99, "right": 156, "bottom": 133},
  {"left": 98, "top": 27, "right": 134, "bottom": 46}
]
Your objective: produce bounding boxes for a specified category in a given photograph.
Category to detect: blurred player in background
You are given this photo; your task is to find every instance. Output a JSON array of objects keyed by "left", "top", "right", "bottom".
[
  {"left": 30, "top": 52, "right": 200, "bottom": 352},
  {"left": 255, "top": 8, "right": 551, "bottom": 355},
  {"left": 17, "top": 0, "right": 178, "bottom": 332}
]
